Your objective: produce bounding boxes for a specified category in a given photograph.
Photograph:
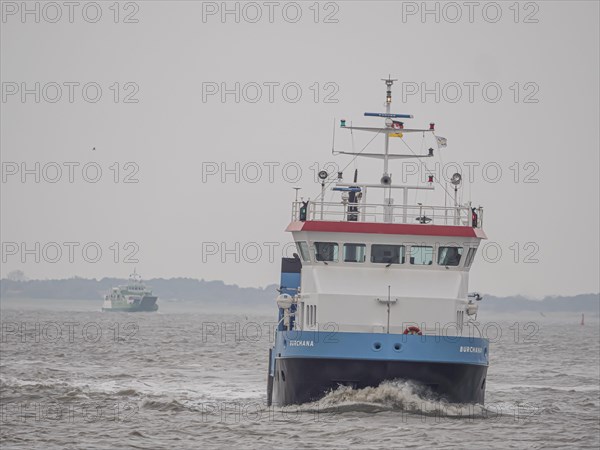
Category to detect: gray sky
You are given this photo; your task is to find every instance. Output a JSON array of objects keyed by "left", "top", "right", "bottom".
[{"left": 1, "top": 1, "right": 599, "bottom": 298}]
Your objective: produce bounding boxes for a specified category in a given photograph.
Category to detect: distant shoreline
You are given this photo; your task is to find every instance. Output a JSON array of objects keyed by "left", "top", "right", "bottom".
[{"left": 1, "top": 278, "right": 598, "bottom": 314}]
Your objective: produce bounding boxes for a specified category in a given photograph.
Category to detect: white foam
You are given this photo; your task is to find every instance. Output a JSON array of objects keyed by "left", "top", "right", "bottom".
[{"left": 298, "top": 380, "right": 490, "bottom": 418}]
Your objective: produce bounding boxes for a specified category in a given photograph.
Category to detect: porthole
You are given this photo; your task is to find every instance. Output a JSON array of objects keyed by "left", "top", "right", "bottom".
[{"left": 372, "top": 342, "right": 382, "bottom": 351}]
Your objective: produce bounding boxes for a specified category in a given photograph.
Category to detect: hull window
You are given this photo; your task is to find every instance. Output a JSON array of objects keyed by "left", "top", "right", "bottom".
[
  {"left": 307, "top": 305, "right": 317, "bottom": 327},
  {"left": 438, "top": 247, "right": 463, "bottom": 266},
  {"left": 344, "top": 243, "right": 366, "bottom": 262},
  {"left": 371, "top": 244, "right": 405, "bottom": 264},
  {"left": 464, "top": 248, "right": 477, "bottom": 267},
  {"left": 295, "top": 241, "right": 310, "bottom": 262},
  {"left": 410, "top": 246, "right": 433, "bottom": 265},
  {"left": 314, "top": 242, "right": 339, "bottom": 262},
  {"left": 299, "top": 302, "right": 305, "bottom": 328},
  {"left": 457, "top": 310, "right": 464, "bottom": 330}
]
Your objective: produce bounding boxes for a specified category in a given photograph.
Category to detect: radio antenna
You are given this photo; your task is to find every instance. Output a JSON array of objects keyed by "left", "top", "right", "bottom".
[{"left": 331, "top": 117, "right": 336, "bottom": 154}]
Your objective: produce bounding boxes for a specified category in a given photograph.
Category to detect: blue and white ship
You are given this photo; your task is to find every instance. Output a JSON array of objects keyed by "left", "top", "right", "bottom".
[{"left": 267, "top": 78, "right": 489, "bottom": 406}]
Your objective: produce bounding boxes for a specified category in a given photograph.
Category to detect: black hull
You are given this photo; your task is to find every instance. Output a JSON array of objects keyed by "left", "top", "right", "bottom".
[{"left": 271, "top": 357, "right": 487, "bottom": 406}]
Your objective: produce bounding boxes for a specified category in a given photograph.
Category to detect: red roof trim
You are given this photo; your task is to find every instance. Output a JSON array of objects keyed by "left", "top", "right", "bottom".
[{"left": 286, "top": 221, "right": 487, "bottom": 239}]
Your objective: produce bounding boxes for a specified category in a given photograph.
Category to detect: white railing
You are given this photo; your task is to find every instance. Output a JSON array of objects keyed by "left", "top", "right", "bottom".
[{"left": 291, "top": 201, "right": 483, "bottom": 228}]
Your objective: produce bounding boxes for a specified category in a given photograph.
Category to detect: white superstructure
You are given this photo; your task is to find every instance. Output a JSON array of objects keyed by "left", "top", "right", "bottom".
[{"left": 284, "top": 77, "right": 485, "bottom": 337}]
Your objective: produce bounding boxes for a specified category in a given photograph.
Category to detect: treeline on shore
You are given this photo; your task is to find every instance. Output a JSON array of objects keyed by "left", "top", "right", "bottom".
[{"left": 1, "top": 278, "right": 598, "bottom": 313}]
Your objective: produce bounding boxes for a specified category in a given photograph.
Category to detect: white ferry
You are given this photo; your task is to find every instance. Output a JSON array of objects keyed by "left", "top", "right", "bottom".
[
  {"left": 267, "top": 78, "right": 488, "bottom": 406},
  {"left": 102, "top": 270, "right": 158, "bottom": 312}
]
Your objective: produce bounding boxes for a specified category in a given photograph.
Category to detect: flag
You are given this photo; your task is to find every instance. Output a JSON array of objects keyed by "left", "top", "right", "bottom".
[
  {"left": 390, "top": 132, "right": 403, "bottom": 138},
  {"left": 392, "top": 121, "right": 404, "bottom": 129},
  {"left": 436, "top": 136, "right": 447, "bottom": 148}
]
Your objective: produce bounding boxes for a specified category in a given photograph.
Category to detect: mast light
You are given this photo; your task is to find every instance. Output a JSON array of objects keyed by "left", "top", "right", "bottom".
[{"left": 450, "top": 173, "right": 462, "bottom": 186}]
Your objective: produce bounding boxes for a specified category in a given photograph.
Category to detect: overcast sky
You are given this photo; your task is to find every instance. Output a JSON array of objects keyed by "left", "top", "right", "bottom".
[{"left": 1, "top": 1, "right": 598, "bottom": 298}]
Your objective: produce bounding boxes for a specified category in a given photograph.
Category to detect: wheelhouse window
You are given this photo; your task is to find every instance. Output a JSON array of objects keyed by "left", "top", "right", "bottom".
[
  {"left": 438, "top": 246, "right": 463, "bottom": 266},
  {"left": 343, "top": 243, "right": 366, "bottom": 263},
  {"left": 295, "top": 241, "right": 310, "bottom": 262},
  {"left": 410, "top": 246, "right": 433, "bottom": 265},
  {"left": 371, "top": 244, "right": 405, "bottom": 264},
  {"left": 464, "top": 248, "right": 477, "bottom": 267},
  {"left": 314, "top": 242, "right": 338, "bottom": 262}
]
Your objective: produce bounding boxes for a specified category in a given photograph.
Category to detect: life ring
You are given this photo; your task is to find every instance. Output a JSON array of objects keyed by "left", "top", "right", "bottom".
[{"left": 403, "top": 326, "right": 422, "bottom": 335}]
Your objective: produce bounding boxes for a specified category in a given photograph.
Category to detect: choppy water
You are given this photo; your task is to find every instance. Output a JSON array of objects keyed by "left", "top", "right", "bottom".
[{"left": 1, "top": 299, "right": 599, "bottom": 449}]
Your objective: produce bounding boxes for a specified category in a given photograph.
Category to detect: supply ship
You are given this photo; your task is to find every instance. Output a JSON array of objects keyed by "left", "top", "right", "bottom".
[
  {"left": 267, "top": 78, "right": 488, "bottom": 406},
  {"left": 102, "top": 270, "right": 158, "bottom": 312}
]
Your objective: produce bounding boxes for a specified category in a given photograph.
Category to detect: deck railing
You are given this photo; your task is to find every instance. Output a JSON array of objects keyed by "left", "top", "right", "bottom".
[{"left": 291, "top": 201, "right": 483, "bottom": 228}]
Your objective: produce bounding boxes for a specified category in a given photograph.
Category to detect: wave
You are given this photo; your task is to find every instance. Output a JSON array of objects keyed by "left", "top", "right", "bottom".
[
  {"left": 116, "top": 388, "right": 140, "bottom": 397},
  {"left": 0, "top": 375, "right": 69, "bottom": 390},
  {"left": 0, "top": 376, "right": 145, "bottom": 399},
  {"left": 297, "top": 380, "right": 491, "bottom": 418},
  {"left": 141, "top": 398, "right": 189, "bottom": 412},
  {"left": 493, "top": 382, "right": 600, "bottom": 393}
]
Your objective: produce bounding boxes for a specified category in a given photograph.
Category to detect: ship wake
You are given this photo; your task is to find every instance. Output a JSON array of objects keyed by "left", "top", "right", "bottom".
[{"left": 299, "top": 380, "right": 490, "bottom": 418}]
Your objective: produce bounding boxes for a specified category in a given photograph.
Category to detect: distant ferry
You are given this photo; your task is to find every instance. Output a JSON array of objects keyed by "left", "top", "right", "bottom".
[
  {"left": 102, "top": 270, "right": 158, "bottom": 312},
  {"left": 267, "top": 78, "right": 488, "bottom": 406}
]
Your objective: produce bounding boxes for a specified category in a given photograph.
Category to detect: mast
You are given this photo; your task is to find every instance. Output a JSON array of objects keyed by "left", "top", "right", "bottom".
[
  {"left": 332, "top": 78, "right": 441, "bottom": 222},
  {"left": 382, "top": 77, "right": 397, "bottom": 220},
  {"left": 382, "top": 76, "right": 397, "bottom": 178}
]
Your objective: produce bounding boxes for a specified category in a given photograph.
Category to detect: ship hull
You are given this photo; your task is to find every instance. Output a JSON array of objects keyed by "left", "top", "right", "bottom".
[
  {"left": 268, "top": 331, "right": 489, "bottom": 406},
  {"left": 271, "top": 357, "right": 487, "bottom": 405},
  {"left": 102, "top": 296, "right": 158, "bottom": 312}
]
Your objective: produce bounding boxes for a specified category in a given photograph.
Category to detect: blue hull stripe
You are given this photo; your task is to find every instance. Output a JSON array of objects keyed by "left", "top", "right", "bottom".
[{"left": 272, "top": 331, "right": 489, "bottom": 371}]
